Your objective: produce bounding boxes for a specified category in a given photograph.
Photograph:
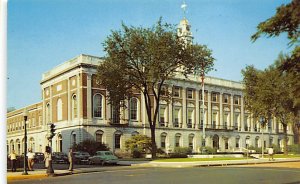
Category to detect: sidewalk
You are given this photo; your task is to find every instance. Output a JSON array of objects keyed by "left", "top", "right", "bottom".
[{"left": 7, "top": 158, "right": 300, "bottom": 181}]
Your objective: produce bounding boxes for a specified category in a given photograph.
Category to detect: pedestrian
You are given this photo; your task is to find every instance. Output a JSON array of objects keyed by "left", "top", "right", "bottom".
[
  {"left": 68, "top": 148, "right": 74, "bottom": 171},
  {"left": 44, "top": 151, "right": 51, "bottom": 168},
  {"left": 9, "top": 150, "right": 17, "bottom": 172},
  {"left": 27, "top": 148, "right": 35, "bottom": 171},
  {"left": 268, "top": 146, "right": 275, "bottom": 161}
]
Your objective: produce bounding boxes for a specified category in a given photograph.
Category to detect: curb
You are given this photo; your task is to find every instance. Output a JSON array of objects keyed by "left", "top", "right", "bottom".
[{"left": 7, "top": 172, "right": 72, "bottom": 181}]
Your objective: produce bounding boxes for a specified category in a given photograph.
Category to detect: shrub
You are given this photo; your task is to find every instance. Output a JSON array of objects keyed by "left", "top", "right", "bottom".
[
  {"left": 125, "top": 135, "right": 152, "bottom": 157},
  {"left": 288, "top": 144, "right": 300, "bottom": 154},
  {"left": 114, "top": 149, "right": 131, "bottom": 159},
  {"left": 271, "top": 144, "right": 282, "bottom": 154},
  {"left": 204, "top": 146, "right": 217, "bottom": 154},
  {"left": 72, "top": 139, "right": 110, "bottom": 155},
  {"left": 169, "top": 147, "right": 192, "bottom": 158},
  {"left": 132, "top": 149, "right": 143, "bottom": 158}
]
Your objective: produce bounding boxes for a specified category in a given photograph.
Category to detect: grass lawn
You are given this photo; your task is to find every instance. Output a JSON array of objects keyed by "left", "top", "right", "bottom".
[
  {"left": 153, "top": 157, "right": 247, "bottom": 162},
  {"left": 273, "top": 154, "right": 300, "bottom": 158}
]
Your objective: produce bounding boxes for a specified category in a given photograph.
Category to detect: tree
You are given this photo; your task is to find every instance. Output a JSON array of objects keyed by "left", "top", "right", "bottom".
[
  {"left": 97, "top": 18, "right": 214, "bottom": 158},
  {"left": 125, "top": 135, "right": 152, "bottom": 157},
  {"left": 242, "top": 61, "right": 294, "bottom": 155},
  {"left": 251, "top": 0, "right": 300, "bottom": 145},
  {"left": 72, "top": 139, "right": 110, "bottom": 155}
]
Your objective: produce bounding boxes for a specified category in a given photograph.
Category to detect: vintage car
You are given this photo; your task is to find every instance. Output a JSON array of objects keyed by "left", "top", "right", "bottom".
[
  {"left": 74, "top": 151, "right": 90, "bottom": 164},
  {"left": 88, "top": 151, "right": 119, "bottom": 165},
  {"left": 52, "top": 152, "right": 68, "bottom": 164}
]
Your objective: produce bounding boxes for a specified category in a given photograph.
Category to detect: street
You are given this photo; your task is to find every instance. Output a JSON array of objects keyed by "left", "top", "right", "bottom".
[{"left": 8, "top": 163, "right": 300, "bottom": 184}]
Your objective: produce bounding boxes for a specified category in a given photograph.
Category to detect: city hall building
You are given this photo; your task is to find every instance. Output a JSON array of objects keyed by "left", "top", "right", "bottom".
[{"left": 7, "top": 17, "right": 295, "bottom": 155}]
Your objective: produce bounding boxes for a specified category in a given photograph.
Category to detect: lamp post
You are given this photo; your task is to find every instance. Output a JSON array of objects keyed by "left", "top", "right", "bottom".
[
  {"left": 259, "top": 116, "right": 265, "bottom": 158},
  {"left": 22, "top": 109, "right": 29, "bottom": 175}
]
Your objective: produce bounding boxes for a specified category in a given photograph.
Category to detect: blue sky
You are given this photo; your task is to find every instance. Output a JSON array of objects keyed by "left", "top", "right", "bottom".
[{"left": 7, "top": 0, "right": 291, "bottom": 109}]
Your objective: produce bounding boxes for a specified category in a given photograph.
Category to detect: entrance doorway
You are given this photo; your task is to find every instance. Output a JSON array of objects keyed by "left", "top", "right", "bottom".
[{"left": 213, "top": 134, "right": 219, "bottom": 149}]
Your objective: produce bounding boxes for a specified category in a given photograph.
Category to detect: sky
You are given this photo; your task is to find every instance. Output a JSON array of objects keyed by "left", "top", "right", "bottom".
[{"left": 7, "top": 0, "right": 292, "bottom": 109}]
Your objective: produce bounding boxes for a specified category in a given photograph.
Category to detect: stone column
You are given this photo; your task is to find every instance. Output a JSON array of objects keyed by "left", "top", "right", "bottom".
[
  {"left": 182, "top": 87, "right": 187, "bottom": 128},
  {"left": 168, "top": 86, "right": 173, "bottom": 128},
  {"left": 67, "top": 78, "right": 71, "bottom": 122},
  {"left": 241, "top": 95, "right": 245, "bottom": 131},
  {"left": 250, "top": 114, "right": 254, "bottom": 132},
  {"left": 230, "top": 94, "right": 234, "bottom": 128},
  {"left": 42, "top": 88, "right": 46, "bottom": 126},
  {"left": 87, "top": 74, "right": 92, "bottom": 121},
  {"left": 219, "top": 92, "right": 223, "bottom": 128},
  {"left": 50, "top": 85, "right": 53, "bottom": 123},
  {"left": 77, "top": 73, "right": 81, "bottom": 122},
  {"left": 195, "top": 89, "right": 200, "bottom": 129},
  {"left": 207, "top": 91, "right": 212, "bottom": 128}
]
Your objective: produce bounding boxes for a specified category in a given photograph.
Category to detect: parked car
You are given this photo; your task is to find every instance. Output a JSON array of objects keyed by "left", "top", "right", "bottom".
[
  {"left": 74, "top": 151, "right": 90, "bottom": 164},
  {"left": 34, "top": 152, "right": 45, "bottom": 163},
  {"left": 52, "top": 152, "right": 68, "bottom": 164},
  {"left": 88, "top": 151, "right": 119, "bottom": 165}
]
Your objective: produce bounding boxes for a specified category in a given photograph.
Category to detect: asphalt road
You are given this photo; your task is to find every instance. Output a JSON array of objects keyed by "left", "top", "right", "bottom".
[{"left": 8, "top": 165, "right": 300, "bottom": 184}]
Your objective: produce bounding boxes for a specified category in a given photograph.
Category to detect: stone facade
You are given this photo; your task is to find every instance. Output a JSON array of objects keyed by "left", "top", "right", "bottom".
[{"left": 7, "top": 54, "right": 294, "bottom": 155}]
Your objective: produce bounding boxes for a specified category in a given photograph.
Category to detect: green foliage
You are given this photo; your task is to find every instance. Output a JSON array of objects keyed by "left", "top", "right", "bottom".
[
  {"left": 251, "top": 0, "right": 300, "bottom": 45},
  {"left": 251, "top": 0, "right": 300, "bottom": 127},
  {"left": 98, "top": 18, "right": 215, "bottom": 158},
  {"left": 203, "top": 146, "right": 217, "bottom": 154},
  {"left": 272, "top": 144, "right": 282, "bottom": 154},
  {"left": 72, "top": 139, "right": 110, "bottom": 155},
  {"left": 125, "top": 135, "right": 152, "bottom": 155},
  {"left": 170, "top": 147, "right": 192, "bottom": 158},
  {"left": 288, "top": 144, "right": 300, "bottom": 154}
]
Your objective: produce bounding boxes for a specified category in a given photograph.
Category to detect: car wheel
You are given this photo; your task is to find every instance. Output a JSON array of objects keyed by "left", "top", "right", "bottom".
[{"left": 89, "top": 160, "right": 93, "bottom": 165}]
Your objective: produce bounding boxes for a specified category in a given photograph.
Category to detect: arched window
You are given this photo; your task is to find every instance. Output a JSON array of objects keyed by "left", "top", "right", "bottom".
[
  {"left": 245, "top": 136, "right": 250, "bottom": 148},
  {"left": 71, "top": 132, "right": 76, "bottom": 146},
  {"left": 131, "top": 131, "right": 139, "bottom": 137},
  {"left": 114, "top": 131, "right": 122, "bottom": 149},
  {"left": 57, "top": 134, "right": 62, "bottom": 152},
  {"left": 57, "top": 98, "right": 63, "bottom": 121},
  {"left": 130, "top": 98, "right": 138, "bottom": 120},
  {"left": 188, "top": 134, "right": 194, "bottom": 149},
  {"left": 72, "top": 94, "right": 78, "bottom": 119},
  {"left": 95, "top": 130, "right": 104, "bottom": 143},
  {"left": 10, "top": 140, "right": 14, "bottom": 154},
  {"left": 93, "top": 94, "right": 103, "bottom": 118},
  {"left": 46, "top": 103, "right": 50, "bottom": 123},
  {"left": 175, "top": 133, "right": 181, "bottom": 147},
  {"left": 16, "top": 139, "right": 20, "bottom": 155},
  {"left": 236, "top": 136, "right": 240, "bottom": 148},
  {"left": 161, "top": 133, "right": 167, "bottom": 148},
  {"left": 29, "top": 137, "right": 35, "bottom": 152}
]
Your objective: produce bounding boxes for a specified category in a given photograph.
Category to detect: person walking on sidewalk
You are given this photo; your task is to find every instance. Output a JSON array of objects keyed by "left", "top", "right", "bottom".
[
  {"left": 68, "top": 148, "right": 74, "bottom": 171},
  {"left": 9, "top": 150, "right": 17, "bottom": 172},
  {"left": 44, "top": 151, "right": 52, "bottom": 168},
  {"left": 268, "top": 146, "right": 275, "bottom": 161},
  {"left": 27, "top": 149, "right": 35, "bottom": 171}
]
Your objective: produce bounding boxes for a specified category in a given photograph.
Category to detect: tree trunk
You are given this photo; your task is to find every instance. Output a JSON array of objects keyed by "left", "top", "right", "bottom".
[
  {"left": 283, "top": 124, "right": 288, "bottom": 155},
  {"left": 150, "top": 125, "right": 157, "bottom": 159}
]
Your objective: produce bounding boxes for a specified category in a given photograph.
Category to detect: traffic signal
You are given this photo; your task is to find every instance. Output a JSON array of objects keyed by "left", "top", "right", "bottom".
[
  {"left": 50, "top": 123, "right": 56, "bottom": 138},
  {"left": 45, "top": 146, "right": 51, "bottom": 153}
]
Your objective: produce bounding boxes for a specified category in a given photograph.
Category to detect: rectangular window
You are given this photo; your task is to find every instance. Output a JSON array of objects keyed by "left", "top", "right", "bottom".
[
  {"left": 224, "top": 95, "right": 228, "bottom": 103},
  {"left": 173, "top": 87, "right": 180, "bottom": 97},
  {"left": 187, "top": 89, "right": 193, "bottom": 99},
  {"left": 234, "top": 96, "right": 239, "bottom": 105},
  {"left": 115, "top": 134, "right": 121, "bottom": 149},
  {"left": 212, "top": 93, "right": 217, "bottom": 102},
  {"left": 236, "top": 138, "right": 240, "bottom": 148}
]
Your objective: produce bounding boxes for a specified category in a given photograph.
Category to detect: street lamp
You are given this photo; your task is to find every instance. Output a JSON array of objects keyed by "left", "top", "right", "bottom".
[
  {"left": 259, "top": 116, "right": 265, "bottom": 158},
  {"left": 22, "top": 109, "right": 29, "bottom": 175}
]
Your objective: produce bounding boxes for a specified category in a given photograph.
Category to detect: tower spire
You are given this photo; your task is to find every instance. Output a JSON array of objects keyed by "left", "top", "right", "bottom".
[
  {"left": 178, "top": 1, "right": 193, "bottom": 44},
  {"left": 181, "top": 1, "right": 187, "bottom": 18}
]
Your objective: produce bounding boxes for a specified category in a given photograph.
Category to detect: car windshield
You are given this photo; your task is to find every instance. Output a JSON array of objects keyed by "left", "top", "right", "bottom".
[{"left": 104, "top": 152, "right": 112, "bottom": 155}]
